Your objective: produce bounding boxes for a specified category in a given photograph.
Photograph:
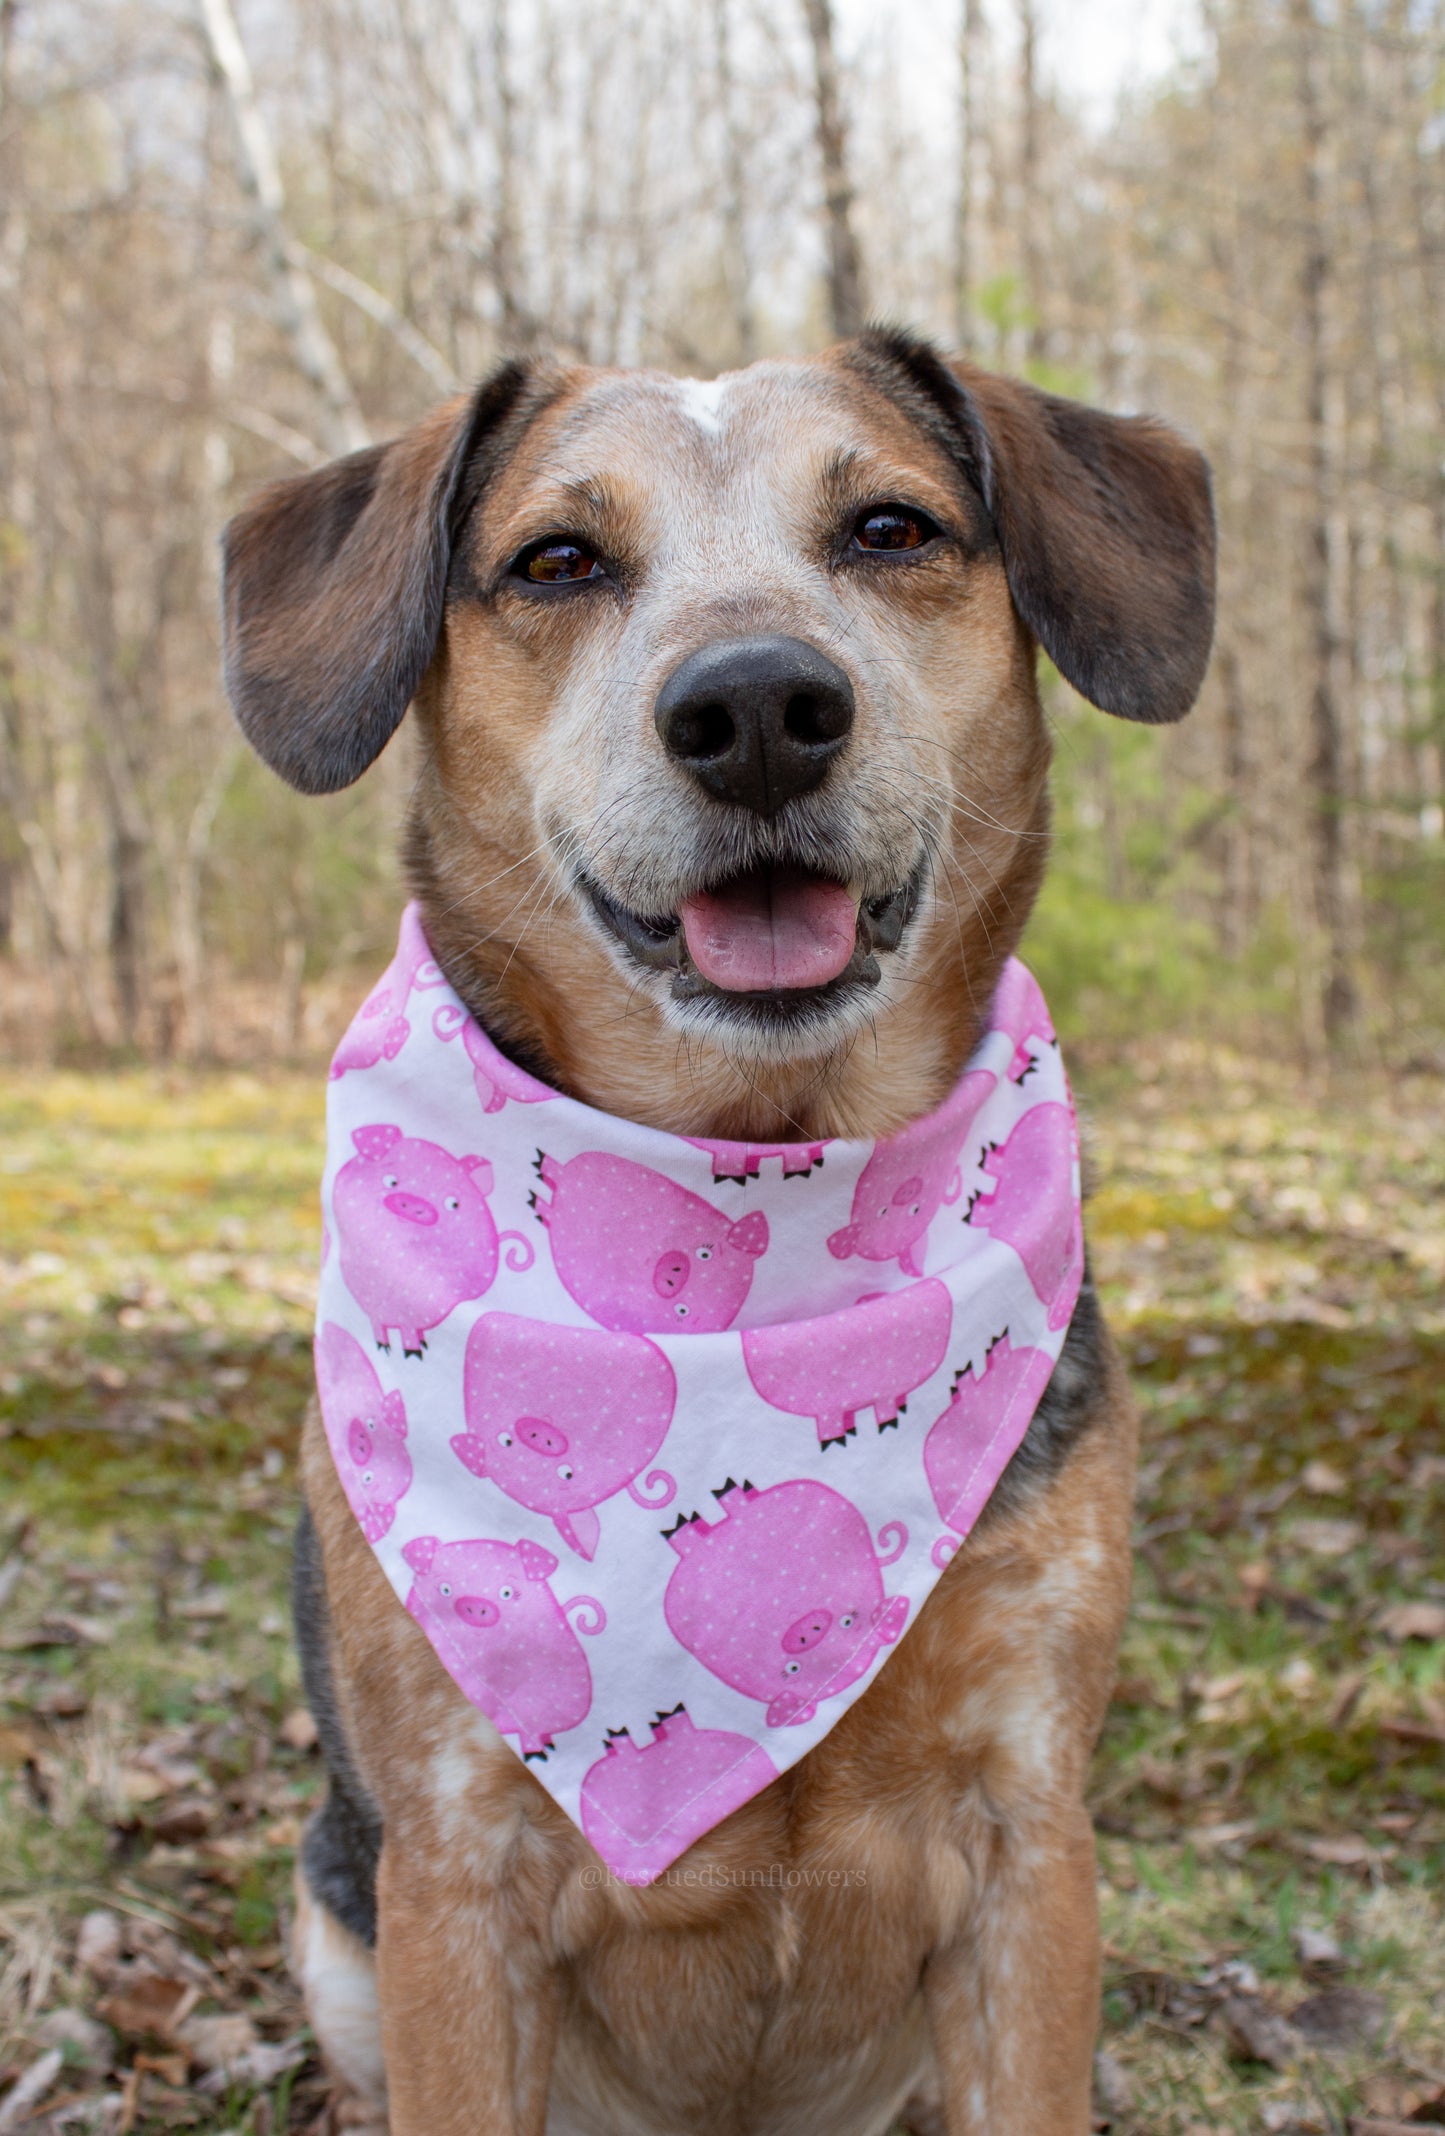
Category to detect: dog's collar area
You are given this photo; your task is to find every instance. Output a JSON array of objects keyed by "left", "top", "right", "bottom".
[
  {"left": 577, "top": 859, "right": 925, "bottom": 1007},
  {"left": 316, "top": 908, "right": 1084, "bottom": 1886}
]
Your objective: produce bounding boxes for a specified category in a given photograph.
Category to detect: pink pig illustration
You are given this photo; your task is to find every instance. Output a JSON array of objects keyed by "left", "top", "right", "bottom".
[
  {"left": 827, "top": 1069, "right": 995, "bottom": 1276},
  {"left": 453, "top": 1313, "right": 676, "bottom": 1559},
  {"left": 402, "top": 1534, "right": 604, "bottom": 1759},
  {"left": 990, "top": 959, "right": 1057, "bottom": 1084},
  {"left": 742, "top": 1278, "right": 952, "bottom": 1446},
  {"left": 924, "top": 1333, "right": 1056, "bottom": 1536},
  {"left": 579, "top": 1709, "right": 778, "bottom": 1885},
  {"left": 315, "top": 1322, "right": 413, "bottom": 1542},
  {"left": 968, "top": 1104, "right": 1082, "bottom": 1330},
  {"left": 686, "top": 1138, "right": 825, "bottom": 1183},
  {"left": 335, "top": 1124, "right": 534, "bottom": 1354},
  {"left": 664, "top": 1481, "right": 908, "bottom": 1729},
  {"left": 532, "top": 1151, "right": 768, "bottom": 1333},
  {"left": 328, "top": 907, "right": 444, "bottom": 1079},
  {"left": 433, "top": 1002, "right": 554, "bottom": 1115}
]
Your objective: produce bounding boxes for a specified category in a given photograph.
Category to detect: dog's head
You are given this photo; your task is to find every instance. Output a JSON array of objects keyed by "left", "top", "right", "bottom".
[{"left": 221, "top": 332, "right": 1213, "bottom": 1127}]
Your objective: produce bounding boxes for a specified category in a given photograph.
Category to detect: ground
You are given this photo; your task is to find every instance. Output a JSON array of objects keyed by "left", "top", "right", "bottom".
[{"left": 0, "top": 1051, "right": 1441, "bottom": 2136}]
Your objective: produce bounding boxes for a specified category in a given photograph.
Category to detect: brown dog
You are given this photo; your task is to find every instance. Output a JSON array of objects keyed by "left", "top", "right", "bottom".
[{"left": 221, "top": 331, "right": 1214, "bottom": 2136}]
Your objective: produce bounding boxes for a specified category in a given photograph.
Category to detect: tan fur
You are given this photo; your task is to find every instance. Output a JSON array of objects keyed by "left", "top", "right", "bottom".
[{"left": 227, "top": 343, "right": 1214, "bottom": 2134}]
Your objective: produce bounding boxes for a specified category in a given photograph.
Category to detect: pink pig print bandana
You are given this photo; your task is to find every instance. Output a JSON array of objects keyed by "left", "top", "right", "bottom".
[{"left": 317, "top": 905, "right": 1084, "bottom": 1886}]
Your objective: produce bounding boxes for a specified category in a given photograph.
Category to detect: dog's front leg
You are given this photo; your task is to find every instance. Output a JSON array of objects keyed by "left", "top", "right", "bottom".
[
  {"left": 375, "top": 1842, "right": 559, "bottom": 2136},
  {"left": 922, "top": 1806, "right": 1101, "bottom": 2136}
]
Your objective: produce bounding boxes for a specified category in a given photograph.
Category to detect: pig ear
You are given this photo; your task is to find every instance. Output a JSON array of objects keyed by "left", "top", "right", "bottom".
[
  {"left": 729, "top": 1211, "right": 769, "bottom": 1260},
  {"left": 402, "top": 1535, "right": 437, "bottom": 1574},
  {"left": 382, "top": 1389, "right": 407, "bottom": 1437},
  {"left": 826, "top": 1224, "right": 859, "bottom": 1261},
  {"left": 517, "top": 1538, "right": 558, "bottom": 1583},
  {"left": 220, "top": 360, "right": 556, "bottom": 794},
  {"left": 844, "top": 330, "right": 1216, "bottom": 723},
  {"left": 353, "top": 1123, "right": 402, "bottom": 1160},
  {"left": 461, "top": 1155, "right": 494, "bottom": 1194},
  {"left": 449, "top": 1432, "right": 486, "bottom": 1477}
]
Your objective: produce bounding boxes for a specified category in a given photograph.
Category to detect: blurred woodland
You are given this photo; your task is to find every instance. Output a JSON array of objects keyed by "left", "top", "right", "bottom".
[{"left": 1, "top": 0, "right": 1443, "bottom": 1064}]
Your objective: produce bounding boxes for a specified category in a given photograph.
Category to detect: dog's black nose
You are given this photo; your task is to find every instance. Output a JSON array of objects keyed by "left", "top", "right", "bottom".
[{"left": 654, "top": 635, "right": 854, "bottom": 816}]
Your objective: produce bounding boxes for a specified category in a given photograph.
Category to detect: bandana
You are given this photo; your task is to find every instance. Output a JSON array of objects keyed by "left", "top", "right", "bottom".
[{"left": 316, "top": 905, "right": 1082, "bottom": 1885}]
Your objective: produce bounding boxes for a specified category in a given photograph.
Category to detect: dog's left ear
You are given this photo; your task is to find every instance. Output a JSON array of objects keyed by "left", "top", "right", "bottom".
[
  {"left": 221, "top": 360, "right": 550, "bottom": 794},
  {"left": 849, "top": 331, "right": 1216, "bottom": 723}
]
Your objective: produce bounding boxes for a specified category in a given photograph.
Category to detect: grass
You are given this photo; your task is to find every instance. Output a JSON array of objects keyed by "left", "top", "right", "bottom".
[{"left": 0, "top": 1050, "right": 1442, "bottom": 2134}]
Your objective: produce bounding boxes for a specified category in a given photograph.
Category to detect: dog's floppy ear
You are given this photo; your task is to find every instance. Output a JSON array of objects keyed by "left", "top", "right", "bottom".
[
  {"left": 220, "top": 360, "right": 546, "bottom": 793},
  {"left": 849, "top": 330, "right": 1216, "bottom": 723}
]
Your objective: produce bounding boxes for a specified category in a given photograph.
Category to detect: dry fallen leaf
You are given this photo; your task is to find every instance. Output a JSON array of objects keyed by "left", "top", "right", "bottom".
[
  {"left": 175, "top": 2012, "right": 258, "bottom": 2074},
  {"left": 1292, "top": 1924, "right": 1343, "bottom": 1970},
  {"left": 95, "top": 1974, "right": 200, "bottom": 2042},
  {"left": 1220, "top": 1993, "right": 1300, "bottom": 2070},
  {"left": 1375, "top": 1600, "right": 1445, "bottom": 1642},
  {"left": 1302, "top": 1458, "right": 1347, "bottom": 1495},
  {"left": 75, "top": 1910, "right": 124, "bottom": 1976},
  {"left": 1302, "top": 1834, "right": 1380, "bottom": 1868},
  {"left": 1290, "top": 1518, "right": 1363, "bottom": 1558},
  {"left": 279, "top": 1707, "right": 318, "bottom": 1752},
  {"left": 1289, "top": 1986, "right": 1387, "bottom": 2052},
  {"left": 0, "top": 2048, "right": 63, "bottom": 2133}
]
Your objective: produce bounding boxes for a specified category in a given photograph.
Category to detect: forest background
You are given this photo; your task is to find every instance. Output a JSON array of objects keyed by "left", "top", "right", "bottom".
[
  {"left": 1, "top": 8, "right": 1444, "bottom": 2134},
  {"left": 2, "top": 0, "right": 1443, "bottom": 1067}
]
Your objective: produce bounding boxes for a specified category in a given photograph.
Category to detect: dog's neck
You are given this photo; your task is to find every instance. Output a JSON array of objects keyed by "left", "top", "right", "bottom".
[{"left": 405, "top": 786, "right": 1050, "bottom": 1146}]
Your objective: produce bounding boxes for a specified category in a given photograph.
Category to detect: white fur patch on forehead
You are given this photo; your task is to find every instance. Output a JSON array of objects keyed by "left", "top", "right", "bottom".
[{"left": 674, "top": 374, "right": 731, "bottom": 436}]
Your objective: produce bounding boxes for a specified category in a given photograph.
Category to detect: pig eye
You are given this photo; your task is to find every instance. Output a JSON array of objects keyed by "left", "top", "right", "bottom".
[
  {"left": 911, "top": 1203, "right": 921, "bottom": 1216},
  {"left": 500, "top": 1584, "right": 516, "bottom": 1601},
  {"left": 440, "top": 1583, "right": 452, "bottom": 1596},
  {"left": 498, "top": 1431, "right": 514, "bottom": 1448},
  {"left": 674, "top": 1301, "right": 690, "bottom": 1318},
  {"left": 839, "top": 1611, "right": 857, "bottom": 1629},
  {"left": 444, "top": 1195, "right": 460, "bottom": 1211},
  {"left": 696, "top": 1245, "right": 713, "bottom": 1261},
  {"left": 783, "top": 1660, "right": 801, "bottom": 1676},
  {"left": 878, "top": 1204, "right": 890, "bottom": 1218},
  {"left": 383, "top": 1173, "right": 399, "bottom": 1190},
  {"left": 557, "top": 1464, "right": 573, "bottom": 1480},
  {"left": 362, "top": 1470, "right": 374, "bottom": 1486}
]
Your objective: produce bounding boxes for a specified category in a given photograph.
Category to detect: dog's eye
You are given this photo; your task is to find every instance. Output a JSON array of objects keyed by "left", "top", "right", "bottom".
[
  {"left": 515, "top": 537, "right": 604, "bottom": 585},
  {"left": 851, "top": 506, "right": 939, "bottom": 553}
]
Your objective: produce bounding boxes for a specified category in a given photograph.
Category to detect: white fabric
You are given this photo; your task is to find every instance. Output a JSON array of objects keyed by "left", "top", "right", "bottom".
[{"left": 316, "top": 905, "right": 1083, "bottom": 1884}]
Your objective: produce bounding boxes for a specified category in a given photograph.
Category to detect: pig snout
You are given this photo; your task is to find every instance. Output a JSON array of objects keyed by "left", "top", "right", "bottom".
[
  {"left": 384, "top": 1189, "right": 438, "bottom": 1226},
  {"left": 347, "top": 1420, "right": 371, "bottom": 1468},
  {"left": 516, "top": 1416, "right": 568, "bottom": 1457},
  {"left": 781, "top": 1609, "right": 832, "bottom": 1654},
  {"left": 455, "top": 1594, "right": 499, "bottom": 1628},
  {"left": 893, "top": 1176, "right": 924, "bottom": 1206},
  {"left": 653, "top": 1250, "right": 690, "bottom": 1298}
]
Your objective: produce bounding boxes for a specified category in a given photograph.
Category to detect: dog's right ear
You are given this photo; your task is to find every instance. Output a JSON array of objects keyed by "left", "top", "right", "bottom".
[{"left": 221, "top": 360, "right": 546, "bottom": 794}]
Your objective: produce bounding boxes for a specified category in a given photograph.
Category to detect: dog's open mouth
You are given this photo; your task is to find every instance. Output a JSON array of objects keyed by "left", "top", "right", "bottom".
[{"left": 580, "top": 862, "right": 922, "bottom": 1007}]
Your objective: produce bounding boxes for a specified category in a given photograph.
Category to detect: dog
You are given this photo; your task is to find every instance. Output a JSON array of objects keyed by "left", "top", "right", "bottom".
[{"left": 220, "top": 329, "right": 1214, "bottom": 2136}]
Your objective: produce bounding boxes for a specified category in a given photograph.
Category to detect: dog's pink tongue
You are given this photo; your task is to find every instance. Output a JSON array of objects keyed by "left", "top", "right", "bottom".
[{"left": 680, "top": 871, "right": 858, "bottom": 992}]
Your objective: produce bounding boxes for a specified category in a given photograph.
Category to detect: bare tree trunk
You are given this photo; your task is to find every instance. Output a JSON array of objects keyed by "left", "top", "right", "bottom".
[
  {"left": 485, "top": 0, "right": 533, "bottom": 355},
  {"left": 802, "top": 0, "right": 864, "bottom": 338},
  {"left": 713, "top": 0, "right": 757, "bottom": 364},
  {"left": 1291, "top": 0, "right": 1358, "bottom": 1043},
  {"left": 952, "top": 0, "right": 984, "bottom": 352},
  {"left": 1016, "top": 0, "right": 1047, "bottom": 365},
  {"left": 197, "top": 0, "right": 369, "bottom": 454}
]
